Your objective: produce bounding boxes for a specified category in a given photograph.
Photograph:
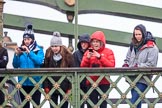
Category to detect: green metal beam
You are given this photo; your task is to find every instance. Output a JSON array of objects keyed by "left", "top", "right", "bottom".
[
  {"left": 4, "top": 13, "right": 162, "bottom": 52},
  {"left": 14, "top": 0, "right": 74, "bottom": 13},
  {"left": 77, "top": 0, "right": 162, "bottom": 22},
  {"left": 14, "top": 0, "right": 162, "bottom": 22}
]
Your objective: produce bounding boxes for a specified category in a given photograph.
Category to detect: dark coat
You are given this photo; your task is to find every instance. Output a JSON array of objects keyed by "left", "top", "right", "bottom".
[
  {"left": 43, "top": 45, "right": 74, "bottom": 92},
  {"left": 0, "top": 47, "right": 8, "bottom": 68},
  {"left": 73, "top": 33, "right": 90, "bottom": 67},
  {"left": 0, "top": 47, "right": 8, "bottom": 81}
]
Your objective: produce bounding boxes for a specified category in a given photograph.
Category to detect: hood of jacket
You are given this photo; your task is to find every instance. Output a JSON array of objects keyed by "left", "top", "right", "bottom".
[
  {"left": 133, "top": 24, "right": 147, "bottom": 39},
  {"left": 90, "top": 31, "right": 106, "bottom": 51},
  {"left": 131, "top": 24, "right": 147, "bottom": 52},
  {"left": 77, "top": 33, "right": 90, "bottom": 51}
]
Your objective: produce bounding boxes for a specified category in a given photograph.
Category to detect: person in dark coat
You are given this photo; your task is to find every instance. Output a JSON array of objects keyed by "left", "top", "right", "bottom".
[
  {"left": 2, "top": 35, "right": 21, "bottom": 107},
  {"left": 73, "top": 33, "right": 90, "bottom": 67},
  {"left": 73, "top": 33, "right": 90, "bottom": 108},
  {"left": 0, "top": 40, "right": 9, "bottom": 105},
  {"left": 43, "top": 31, "right": 74, "bottom": 108}
]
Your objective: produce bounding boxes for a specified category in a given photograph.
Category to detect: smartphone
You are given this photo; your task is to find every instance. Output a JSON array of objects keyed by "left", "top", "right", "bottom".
[
  {"left": 19, "top": 47, "right": 26, "bottom": 51},
  {"left": 89, "top": 48, "right": 93, "bottom": 52}
]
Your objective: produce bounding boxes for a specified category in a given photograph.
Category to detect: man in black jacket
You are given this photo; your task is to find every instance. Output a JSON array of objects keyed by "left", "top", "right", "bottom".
[
  {"left": 0, "top": 41, "right": 9, "bottom": 105},
  {"left": 73, "top": 33, "right": 90, "bottom": 108}
]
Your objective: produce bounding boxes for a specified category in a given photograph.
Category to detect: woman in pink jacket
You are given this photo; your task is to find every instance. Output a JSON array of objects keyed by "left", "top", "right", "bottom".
[{"left": 81, "top": 31, "right": 115, "bottom": 108}]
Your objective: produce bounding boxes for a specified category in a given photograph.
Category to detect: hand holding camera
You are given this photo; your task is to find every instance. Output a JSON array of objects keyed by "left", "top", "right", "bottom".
[
  {"left": 88, "top": 48, "right": 93, "bottom": 53},
  {"left": 92, "top": 50, "right": 101, "bottom": 58},
  {"left": 19, "top": 46, "right": 30, "bottom": 53},
  {"left": 87, "top": 48, "right": 93, "bottom": 59},
  {"left": 15, "top": 46, "right": 29, "bottom": 55}
]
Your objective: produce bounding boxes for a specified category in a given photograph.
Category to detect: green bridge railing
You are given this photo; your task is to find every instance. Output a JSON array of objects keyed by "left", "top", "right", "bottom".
[{"left": 0, "top": 68, "right": 162, "bottom": 108}]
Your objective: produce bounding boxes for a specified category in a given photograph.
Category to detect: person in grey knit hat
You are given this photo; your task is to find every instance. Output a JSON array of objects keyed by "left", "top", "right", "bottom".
[
  {"left": 50, "top": 31, "right": 62, "bottom": 46},
  {"left": 43, "top": 31, "right": 74, "bottom": 108}
]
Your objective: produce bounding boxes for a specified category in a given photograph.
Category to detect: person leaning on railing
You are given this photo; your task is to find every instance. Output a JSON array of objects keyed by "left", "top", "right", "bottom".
[
  {"left": 12, "top": 24, "right": 44, "bottom": 108},
  {"left": 43, "top": 31, "right": 74, "bottom": 108},
  {"left": 122, "top": 24, "right": 159, "bottom": 108},
  {"left": 80, "top": 31, "right": 115, "bottom": 108},
  {"left": 73, "top": 33, "right": 90, "bottom": 108}
]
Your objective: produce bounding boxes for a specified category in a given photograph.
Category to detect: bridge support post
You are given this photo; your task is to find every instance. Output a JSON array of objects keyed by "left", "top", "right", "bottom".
[
  {"left": 66, "top": 11, "right": 74, "bottom": 52},
  {"left": 0, "top": 0, "right": 4, "bottom": 40}
]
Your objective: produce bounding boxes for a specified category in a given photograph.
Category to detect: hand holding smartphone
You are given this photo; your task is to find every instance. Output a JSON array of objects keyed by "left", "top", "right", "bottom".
[
  {"left": 18, "top": 47, "right": 26, "bottom": 51},
  {"left": 88, "top": 48, "right": 93, "bottom": 52}
]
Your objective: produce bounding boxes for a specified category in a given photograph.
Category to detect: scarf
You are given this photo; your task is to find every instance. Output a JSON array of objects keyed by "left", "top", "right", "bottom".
[
  {"left": 134, "top": 41, "right": 144, "bottom": 54},
  {"left": 53, "top": 53, "right": 62, "bottom": 62},
  {"left": 28, "top": 40, "right": 37, "bottom": 51}
]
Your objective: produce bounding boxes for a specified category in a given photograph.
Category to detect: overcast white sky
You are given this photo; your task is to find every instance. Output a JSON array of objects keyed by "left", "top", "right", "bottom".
[{"left": 3, "top": 0, "right": 162, "bottom": 108}]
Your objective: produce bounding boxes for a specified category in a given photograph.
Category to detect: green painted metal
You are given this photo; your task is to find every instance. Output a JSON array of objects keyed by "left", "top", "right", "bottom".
[
  {"left": 14, "top": 0, "right": 162, "bottom": 22},
  {"left": 74, "top": 0, "right": 78, "bottom": 50},
  {"left": 14, "top": 0, "right": 74, "bottom": 12},
  {"left": 3, "top": 13, "right": 132, "bottom": 44},
  {"left": 0, "top": 68, "right": 162, "bottom": 107},
  {"left": 77, "top": 0, "right": 162, "bottom": 22},
  {"left": 3, "top": 13, "right": 74, "bottom": 37},
  {"left": 4, "top": 1, "right": 162, "bottom": 51},
  {"left": 3, "top": 13, "right": 162, "bottom": 52}
]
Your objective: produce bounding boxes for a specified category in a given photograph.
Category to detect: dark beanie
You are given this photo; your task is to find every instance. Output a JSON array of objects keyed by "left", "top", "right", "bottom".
[{"left": 23, "top": 24, "right": 35, "bottom": 40}]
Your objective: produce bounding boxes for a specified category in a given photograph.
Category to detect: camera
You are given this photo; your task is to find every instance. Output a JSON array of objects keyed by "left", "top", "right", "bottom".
[
  {"left": 88, "top": 48, "right": 93, "bottom": 52},
  {"left": 18, "top": 47, "right": 26, "bottom": 51}
]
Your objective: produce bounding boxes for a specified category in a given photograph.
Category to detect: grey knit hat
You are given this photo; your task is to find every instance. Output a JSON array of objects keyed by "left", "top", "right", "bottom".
[{"left": 50, "top": 31, "right": 62, "bottom": 46}]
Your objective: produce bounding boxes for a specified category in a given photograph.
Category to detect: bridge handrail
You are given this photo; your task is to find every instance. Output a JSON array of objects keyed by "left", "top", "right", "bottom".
[{"left": 0, "top": 67, "right": 162, "bottom": 108}]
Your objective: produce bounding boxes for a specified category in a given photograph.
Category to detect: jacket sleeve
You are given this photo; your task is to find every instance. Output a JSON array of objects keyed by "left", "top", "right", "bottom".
[
  {"left": 139, "top": 46, "right": 159, "bottom": 67},
  {"left": 123, "top": 47, "right": 132, "bottom": 65},
  {"left": 12, "top": 54, "right": 20, "bottom": 68},
  {"left": 0, "top": 48, "right": 8, "bottom": 68},
  {"left": 73, "top": 52, "right": 80, "bottom": 67},
  {"left": 80, "top": 51, "right": 90, "bottom": 67},
  {"left": 99, "top": 49, "right": 115, "bottom": 67},
  {"left": 28, "top": 47, "right": 44, "bottom": 66}
]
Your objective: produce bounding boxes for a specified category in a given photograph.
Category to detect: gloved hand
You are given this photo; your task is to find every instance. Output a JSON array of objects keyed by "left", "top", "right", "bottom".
[
  {"left": 66, "top": 89, "right": 71, "bottom": 94},
  {"left": 122, "top": 63, "right": 129, "bottom": 67},
  {"left": 44, "top": 87, "right": 50, "bottom": 94}
]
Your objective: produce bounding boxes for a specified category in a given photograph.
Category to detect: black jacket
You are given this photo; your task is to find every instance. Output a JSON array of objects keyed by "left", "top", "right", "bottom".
[
  {"left": 0, "top": 47, "right": 8, "bottom": 81},
  {"left": 73, "top": 33, "right": 90, "bottom": 67},
  {"left": 43, "top": 46, "right": 74, "bottom": 92}
]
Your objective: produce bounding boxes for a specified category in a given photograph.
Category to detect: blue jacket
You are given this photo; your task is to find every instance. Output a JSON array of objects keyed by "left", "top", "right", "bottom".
[{"left": 12, "top": 45, "right": 44, "bottom": 86}]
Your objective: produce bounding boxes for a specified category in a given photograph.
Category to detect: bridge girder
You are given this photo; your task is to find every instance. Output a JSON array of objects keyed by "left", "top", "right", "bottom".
[
  {"left": 4, "top": 0, "right": 162, "bottom": 51},
  {"left": 14, "top": 0, "right": 162, "bottom": 22}
]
